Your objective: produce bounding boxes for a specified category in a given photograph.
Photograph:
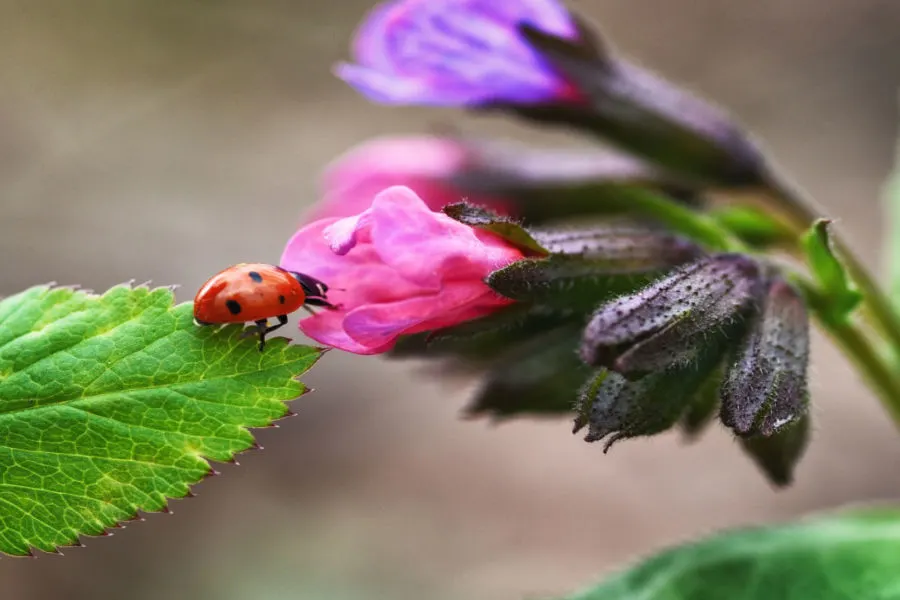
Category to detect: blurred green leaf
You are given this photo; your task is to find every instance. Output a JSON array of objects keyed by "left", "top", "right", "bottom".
[
  {"left": 0, "top": 284, "right": 321, "bottom": 556},
  {"left": 559, "top": 508, "right": 900, "bottom": 600},
  {"left": 801, "top": 219, "right": 862, "bottom": 321},
  {"left": 678, "top": 365, "right": 723, "bottom": 439},
  {"left": 389, "top": 304, "right": 579, "bottom": 363},
  {"left": 465, "top": 327, "right": 592, "bottom": 420},
  {"left": 885, "top": 131, "right": 900, "bottom": 309}
]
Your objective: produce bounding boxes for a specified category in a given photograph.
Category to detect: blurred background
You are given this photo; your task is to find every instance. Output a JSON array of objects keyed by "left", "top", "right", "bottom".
[{"left": 2, "top": 0, "right": 900, "bottom": 598}]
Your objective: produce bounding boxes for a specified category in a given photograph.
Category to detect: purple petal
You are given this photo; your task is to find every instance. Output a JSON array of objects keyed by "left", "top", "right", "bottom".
[
  {"left": 339, "top": 0, "right": 578, "bottom": 106},
  {"left": 335, "top": 63, "right": 486, "bottom": 105}
]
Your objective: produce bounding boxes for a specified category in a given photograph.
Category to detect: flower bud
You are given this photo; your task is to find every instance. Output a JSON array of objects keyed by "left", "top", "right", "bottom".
[
  {"left": 720, "top": 278, "right": 810, "bottom": 436},
  {"left": 280, "top": 186, "right": 524, "bottom": 354},
  {"left": 575, "top": 343, "right": 723, "bottom": 450},
  {"left": 450, "top": 140, "right": 700, "bottom": 222},
  {"left": 309, "top": 136, "right": 510, "bottom": 222},
  {"left": 486, "top": 224, "right": 704, "bottom": 312},
  {"left": 579, "top": 254, "right": 762, "bottom": 377},
  {"left": 513, "top": 22, "right": 766, "bottom": 186},
  {"left": 740, "top": 414, "right": 810, "bottom": 487},
  {"left": 335, "top": 0, "right": 579, "bottom": 106}
]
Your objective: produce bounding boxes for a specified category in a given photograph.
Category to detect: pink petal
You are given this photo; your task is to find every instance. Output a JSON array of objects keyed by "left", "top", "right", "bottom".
[
  {"left": 367, "top": 186, "right": 523, "bottom": 288},
  {"left": 341, "top": 280, "right": 508, "bottom": 348},
  {"left": 322, "top": 211, "right": 373, "bottom": 255},
  {"left": 299, "top": 308, "right": 395, "bottom": 355},
  {"left": 280, "top": 216, "right": 423, "bottom": 311},
  {"left": 321, "top": 136, "right": 466, "bottom": 198},
  {"left": 309, "top": 136, "right": 511, "bottom": 223}
]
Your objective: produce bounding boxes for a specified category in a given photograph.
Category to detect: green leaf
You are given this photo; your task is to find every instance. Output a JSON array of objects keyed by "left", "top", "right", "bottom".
[
  {"left": 442, "top": 202, "right": 548, "bottom": 255},
  {"left": 559, "top": 507, "right": 900, "bottom": 600},
  {"left": 801, "top": 219, "right": 862, "bottom": 320},
  {"left": 0, "top": 284, "right": 322, "bottom": 556}
]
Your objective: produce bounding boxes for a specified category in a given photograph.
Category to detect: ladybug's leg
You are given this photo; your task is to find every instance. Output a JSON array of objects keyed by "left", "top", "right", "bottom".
[
  {"left": 305, "top": 297, "right": 339, "bottom": 310},
  {"left": 255, "top": 314, "right": 289, "bottom": 351},
  {"left": 263, "top": 314, "right": 289, "bottom": 334},
  {"left": 252, "top": 319, "right": 268, "bottom": 352}
]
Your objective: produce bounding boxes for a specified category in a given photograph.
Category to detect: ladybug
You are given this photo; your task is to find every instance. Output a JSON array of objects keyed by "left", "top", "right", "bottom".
[{"left": 193, "top": 263, "right": 335, "bottom": 351}]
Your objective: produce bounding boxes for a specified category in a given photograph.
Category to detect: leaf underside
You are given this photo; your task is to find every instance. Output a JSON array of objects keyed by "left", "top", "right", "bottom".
[
  {"left": 0, "top": 284, "right": 321, "bottom": 556},
  {"left": 560, "top": 508, "right": 900, "bottom": 600}
]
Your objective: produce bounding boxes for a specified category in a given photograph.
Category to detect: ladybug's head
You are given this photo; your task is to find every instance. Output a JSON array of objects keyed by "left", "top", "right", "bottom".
[{"left": 291, "top": 271, "right": 329, "bottom": 299}]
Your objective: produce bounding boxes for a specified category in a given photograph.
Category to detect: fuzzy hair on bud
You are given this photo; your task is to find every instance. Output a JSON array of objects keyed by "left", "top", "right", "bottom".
[
  {"left": 579, "top": 253, "right": 762, "bottom": 376},
  {"left": 720, "top": 277, "right": 810, "bottom": 436}
]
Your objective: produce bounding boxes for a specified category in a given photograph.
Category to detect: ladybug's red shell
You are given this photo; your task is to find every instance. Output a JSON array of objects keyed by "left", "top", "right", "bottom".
[{"left": 193, "top": 263, "right": 306, "bottom": 324}]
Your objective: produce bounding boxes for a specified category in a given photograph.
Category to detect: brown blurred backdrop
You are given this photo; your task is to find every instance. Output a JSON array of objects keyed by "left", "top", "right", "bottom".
[{"left": 2, "top": 1, "right": 900, "bottom": 598}]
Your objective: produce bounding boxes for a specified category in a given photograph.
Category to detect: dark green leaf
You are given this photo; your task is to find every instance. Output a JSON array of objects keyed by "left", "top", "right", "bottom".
[
  {"left": 531, "top": 223, "right": 702, "bottom": 265},
  {"left": 559, "top": 508, "right": 900, "bottom": 600},
  {"left": 0, "top": 284, "right": 321, "bottom": 555},
  {"left": 486, "top": 256, "right": 656, "bottom": 311},
  {"left": 388, "top": 304, "right": 579, "bottom": 363},
  {"left": 442, "top": 202, "right": 548, "bottom": 255},
  {"left": 678, "top": 366, "right": 723, "bottom": 439}
]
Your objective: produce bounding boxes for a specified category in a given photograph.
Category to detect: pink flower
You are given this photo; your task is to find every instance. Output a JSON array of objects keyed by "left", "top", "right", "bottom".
[
  {"left": 307, "top": 135, "right": 508, "bottom": 222},
  {"left": 281, "top": 185, "right": 524, "bottom": 354}
]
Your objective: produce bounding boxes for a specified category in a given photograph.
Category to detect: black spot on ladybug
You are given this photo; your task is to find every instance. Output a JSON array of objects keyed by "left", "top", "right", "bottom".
[
  {"left": 279, "top": 295, "right": 286, "bottom": 305},
  {"left": 248, "top": 271, "right": 263, "bottom": 283},
  {"left": 226, "top": 299, "right": 242, "bottom": 315}
]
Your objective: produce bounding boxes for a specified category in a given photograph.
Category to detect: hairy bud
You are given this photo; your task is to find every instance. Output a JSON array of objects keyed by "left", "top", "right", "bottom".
[
  {"left": 575, "top": 341, "right": 724, "bottom": 450},
  {"left": 740, "top": 414, "right": 810, "bottom": 486},
  {"left": 721, "top": 278, "right": 810, "bottom": 436},
  {"left": 580, "top": 254, "right": 762, "bottom": 377}
]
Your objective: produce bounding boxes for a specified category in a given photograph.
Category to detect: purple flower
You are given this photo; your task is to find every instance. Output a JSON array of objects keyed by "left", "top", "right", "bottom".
[{"left": 336, "top": 0, "right": 579, "bottom": 106}]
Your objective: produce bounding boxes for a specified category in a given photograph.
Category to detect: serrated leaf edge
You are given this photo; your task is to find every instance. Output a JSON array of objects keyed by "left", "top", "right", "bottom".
[{"left": 0, "top": 283, "right": 323, "bottom": 558}]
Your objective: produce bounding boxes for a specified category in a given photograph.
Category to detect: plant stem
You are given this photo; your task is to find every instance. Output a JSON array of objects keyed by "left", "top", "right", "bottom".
[
  {"left": 619, "top": 187, "right": 749, "bottom": 252},
  {"left": 761, "top": 172, "right": 900, "bottom": 353},
  {"left": 809, "top": 304, "right": 900, "bottom": 425}
]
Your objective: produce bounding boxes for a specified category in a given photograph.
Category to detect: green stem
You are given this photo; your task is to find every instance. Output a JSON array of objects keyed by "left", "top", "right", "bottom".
[
  {"left": 808, "top": 304, "right": 900, "bottom": 425},
  {"left": 832, "top": 320, "right": 900, "bottom": 424},
  {"left": 618, "top": 187, "right": 749, "bottom": 253},
  {"left": 624, "top": 185, "right": 900, "bottom": 426}
]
